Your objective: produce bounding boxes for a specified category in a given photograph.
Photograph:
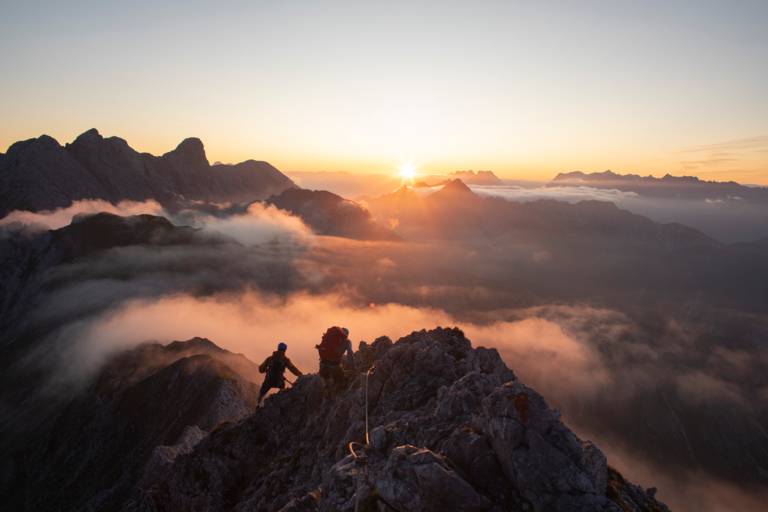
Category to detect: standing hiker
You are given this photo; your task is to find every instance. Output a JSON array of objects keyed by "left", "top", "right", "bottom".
[
  {"left": 258, "top": 342, "right": 303, "bottom": 405},
  {"left": 316, "top": 326, "right": 354, "bottom": 393}
]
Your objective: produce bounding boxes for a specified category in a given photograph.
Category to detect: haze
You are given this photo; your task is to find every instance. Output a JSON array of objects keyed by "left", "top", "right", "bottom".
[{"left": 2, "top": 0, "right": 768, "bottom": 183}]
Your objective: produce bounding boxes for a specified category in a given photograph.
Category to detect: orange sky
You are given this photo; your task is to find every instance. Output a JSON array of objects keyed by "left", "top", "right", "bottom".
[{"left": 2, "top": 2, "right": 767, "bottom": 184}]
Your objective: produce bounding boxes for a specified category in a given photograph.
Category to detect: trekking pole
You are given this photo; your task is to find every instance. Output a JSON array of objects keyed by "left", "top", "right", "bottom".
[{"left": 284, "top": 377, "right": 295, "bottom": 387}]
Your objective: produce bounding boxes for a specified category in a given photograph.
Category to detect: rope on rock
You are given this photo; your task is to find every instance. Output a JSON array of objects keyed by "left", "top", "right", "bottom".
[
  {"left": 364, "top": 366, "right": 371, "bottom": 445},
  {"left": 348, "top": 366, "right": 402, "bottom": 512}
]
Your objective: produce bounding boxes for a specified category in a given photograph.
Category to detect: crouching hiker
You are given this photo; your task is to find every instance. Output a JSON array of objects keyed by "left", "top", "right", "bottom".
[
  {"left": 258, "top": 342, "right": 303, "bottom": 405},
  {"left": 316, "top": 326, "right": 354, "bottom": 395}
]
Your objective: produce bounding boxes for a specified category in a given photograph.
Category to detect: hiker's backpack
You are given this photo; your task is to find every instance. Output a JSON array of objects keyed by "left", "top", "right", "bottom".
[
  {"left": 266, "top": 355, "right": 287, "bottom": 382},
  {"left": 317, "top": 326, "right": 346, "bottom": 363}
]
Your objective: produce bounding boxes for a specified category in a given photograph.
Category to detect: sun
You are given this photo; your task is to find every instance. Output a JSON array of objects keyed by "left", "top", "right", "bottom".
[{"left": 398, "top": 162, "right": 417, "bottom": 181}]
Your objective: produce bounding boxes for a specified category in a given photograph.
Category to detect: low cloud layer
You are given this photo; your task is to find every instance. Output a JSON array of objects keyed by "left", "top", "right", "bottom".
[
  {"left": 36, "top": 287, "right": 768, "bottom": 512},
  {"left": 2, "top": 194, "right": 767, "bottom": 512},
  {"left": 469, "top": 184, "right": 639, "bottom": 203},
  {"left": 0, "top": 199, "right": 165, "bottom": 230},
  {"left": 0, "top": 199, "right": 313, "bottom": 247},
  {"left": 177, "top": 202, "right": 313, "bottom": 246},
  {"left": 48, "top": 291, "right": 609, "bottom": 400}
]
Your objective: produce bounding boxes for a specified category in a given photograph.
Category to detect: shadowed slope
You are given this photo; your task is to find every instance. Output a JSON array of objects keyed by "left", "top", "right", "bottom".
[{"left": 3, "top": 338, "right": 259, "bottom": 512}]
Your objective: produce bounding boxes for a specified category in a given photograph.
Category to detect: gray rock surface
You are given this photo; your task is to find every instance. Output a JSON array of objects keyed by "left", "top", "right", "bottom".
[{"left": 144, "top": 327, "right": 669, "bottom": 512}]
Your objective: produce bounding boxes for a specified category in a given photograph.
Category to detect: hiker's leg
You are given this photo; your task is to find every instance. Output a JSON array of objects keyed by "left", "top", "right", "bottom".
[{"left": 258, "top": 380, "right": 271, "bottom": 404}]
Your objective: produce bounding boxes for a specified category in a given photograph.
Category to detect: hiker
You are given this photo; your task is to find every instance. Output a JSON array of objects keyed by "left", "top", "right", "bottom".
[
  {"left": 258, "top": 342, "right": 303, "bottom": 405},
  {"left": 316, "top": 326, "right": 354, "bottom": 393}
]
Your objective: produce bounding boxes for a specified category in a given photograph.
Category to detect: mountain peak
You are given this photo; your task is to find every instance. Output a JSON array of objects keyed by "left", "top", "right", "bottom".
[
  {"left": 74, "top": 128, "right": 103, "bottom": 144},
  {"left": 449, "top": 170, "right": 502, "bottom": 185},
  {"left": 166, "top": 137, "right": 209, "bottom": 167},
  {"left": 445, "top": 178, "right": 472, "bottom": 191},
  {"left": 166, "top": 337, "right": 225, "bottom": 353},
  {"left": 176, "top": 136, "right": 204, "bottom": 151},
  {"left": 435, "top": 178, "right": 474, "bottom": 196},
  {"left": 7, "top": 134, "right": 61, "bottom": 155}
]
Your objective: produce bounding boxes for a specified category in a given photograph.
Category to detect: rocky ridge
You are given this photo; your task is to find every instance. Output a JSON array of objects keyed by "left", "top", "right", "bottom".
[
  {"left": 144, "top": 328, "right": 668, "bottom": 512},
  {"left": 0, "top": 129, "right": 296, "bottom": 216}
]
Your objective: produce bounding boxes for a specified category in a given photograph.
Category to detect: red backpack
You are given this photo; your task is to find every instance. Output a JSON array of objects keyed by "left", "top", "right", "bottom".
[{"left": 317, "top": 326, "right": 346, "bottom": 363}]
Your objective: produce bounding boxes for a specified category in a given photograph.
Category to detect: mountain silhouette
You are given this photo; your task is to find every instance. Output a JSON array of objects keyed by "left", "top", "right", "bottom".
[
  {"left": 267, "top": 188, "right": 399, "bottom": 240},
  {"left": 0, "top": 129, "right": 296, "bottom": 216},
  {"left": 551, "top": 170, "right": 768, "bottom": 201}
]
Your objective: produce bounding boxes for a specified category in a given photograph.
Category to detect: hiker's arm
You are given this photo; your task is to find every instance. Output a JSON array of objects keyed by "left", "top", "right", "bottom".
[
  {"left": 258, "top": 356, "right": 271, "bottom": 374},
  {"left": 286, "top": 358, "right": 303, "bottom": 377}
]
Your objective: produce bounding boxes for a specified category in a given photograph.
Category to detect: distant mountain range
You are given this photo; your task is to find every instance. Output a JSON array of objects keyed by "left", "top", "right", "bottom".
[
  {"left": 369, "top": 178, "right": 715, "bottom": 246},
  {"left": 414, "top": 169, "right": 503, "bottom": 188},
  {"left": 366, "top": 178, "right": 768, "bottom": 312},
  {"left": 551, "top": 170, "right": 768, "bottom": 201},
  {"left": 0, "top": 129, "right": 296, "bottom": 216}
]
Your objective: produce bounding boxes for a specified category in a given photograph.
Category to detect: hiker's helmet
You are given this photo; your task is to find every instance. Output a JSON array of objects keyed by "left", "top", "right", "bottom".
[{"left": 277, "top": 342, "right": 288, "bottom": 351}]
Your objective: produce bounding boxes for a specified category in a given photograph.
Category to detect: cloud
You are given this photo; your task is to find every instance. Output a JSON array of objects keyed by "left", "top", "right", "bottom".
[
  {"left": 468, "top": 185, "right": 638, "bottom": 203},
  {"left": 3, "top": 199, "right": 768, "bottom": 512},
  {"left": 675, "top": 135, "right": 768, "bottom": 183},
  {"left": 0, "top": 199, "right": 313, "bottom": 248},
  {"left": 599, "top": 440, "right": 768, "bottom": 512},
  {"left": 16, "top": 263, "right": 768, "bottom": 512},
  {"left": 681, "top": 135, "right": 768, "bottom": 154},
  {"left": 177, "top": 202, "right": 314, "bottom": 246},
  {"left": 42, "top": 291, "right": 610, "bottom": 406},
  {"left": 34, "top": 286, "right": 768, "bottom": 512},
  {"left": 0, "top": 199, "right": 165, "bottom": 230}
]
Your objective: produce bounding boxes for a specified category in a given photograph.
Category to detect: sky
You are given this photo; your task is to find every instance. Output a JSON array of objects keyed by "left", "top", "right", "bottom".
[{"left": 1, "top": 0, "right": 767, "bottom": 183}]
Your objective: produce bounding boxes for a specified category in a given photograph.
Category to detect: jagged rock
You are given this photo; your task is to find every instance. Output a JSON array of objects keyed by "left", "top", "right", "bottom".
[
  {"left": 144, "top": 328, "right": 669, "bottom": 512},
  {"left": 140, "top": 425, "right": 208, "bottom": 489},
  {"left": 0, "top": 129, "right": 296, "bottom": 216}
]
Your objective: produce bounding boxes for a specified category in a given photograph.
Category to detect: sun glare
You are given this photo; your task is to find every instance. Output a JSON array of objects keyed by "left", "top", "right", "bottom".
[{"left": 398, "top": 162, "right": 417, "bottom": 181}]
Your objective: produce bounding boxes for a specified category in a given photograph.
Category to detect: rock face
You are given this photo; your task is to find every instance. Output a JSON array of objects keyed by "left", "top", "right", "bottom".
[
  {"left": 0, "top": 129, "right": 296, "bottom": 216},
  {"left": 144, "top": 328, "right": 669, "bottom": 512},
  {"left": 3, "top": 338, "right": 259, "bottom": 512}
]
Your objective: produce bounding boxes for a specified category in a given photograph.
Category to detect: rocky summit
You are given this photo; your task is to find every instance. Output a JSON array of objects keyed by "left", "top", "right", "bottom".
[{"left": 138, "top": 328, "right": 668, "bottom": 512}]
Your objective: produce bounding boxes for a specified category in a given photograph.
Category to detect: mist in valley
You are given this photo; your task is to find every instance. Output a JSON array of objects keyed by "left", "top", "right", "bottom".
[{"left": 2, "top": 189, "right": 767, "bottom": 511}]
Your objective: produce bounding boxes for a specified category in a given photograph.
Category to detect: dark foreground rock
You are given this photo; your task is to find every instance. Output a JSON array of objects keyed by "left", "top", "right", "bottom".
[
  {"left": 143, "top": 328, "right": 669, "bottom": 512},
  {"left": 3, "top": 338, "right": 259, "bottom": 511}
]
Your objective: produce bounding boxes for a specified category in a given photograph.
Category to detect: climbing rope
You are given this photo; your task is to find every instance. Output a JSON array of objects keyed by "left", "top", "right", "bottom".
[
  {"left": 347, "top": 367, "right": 403, "bottom": 512},
  {"left": 348, "top": 366, "right": 373, "bottom": 457},
  {"left": 350, "top": 367, "right": 372, "bottom": 512},
  {"left": 364, "top": 365, "right": 371, "bottom": 445}
]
